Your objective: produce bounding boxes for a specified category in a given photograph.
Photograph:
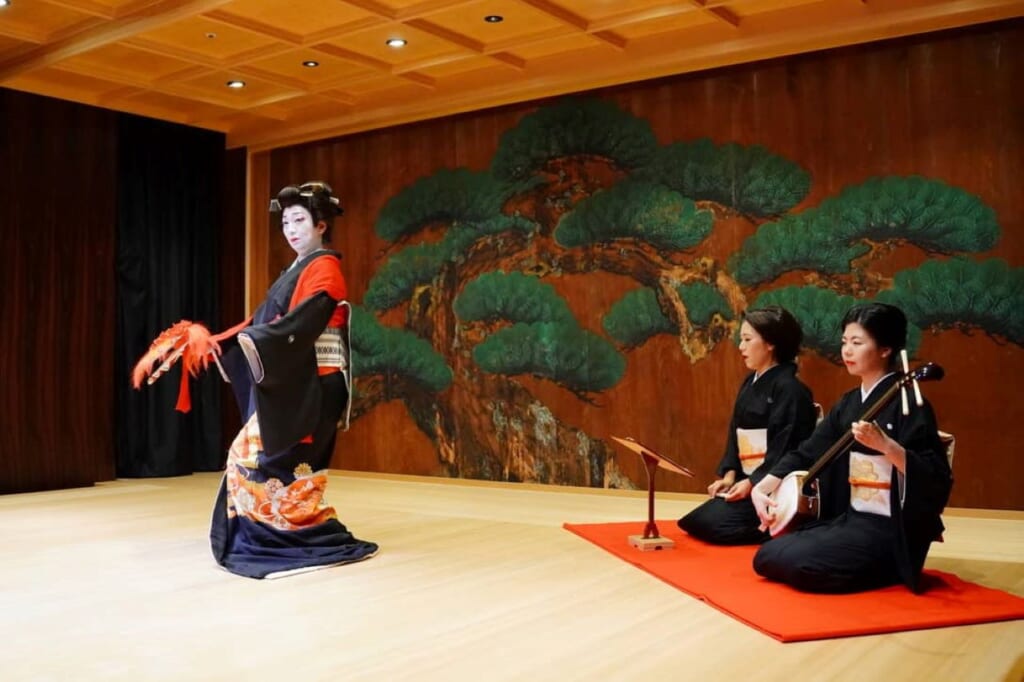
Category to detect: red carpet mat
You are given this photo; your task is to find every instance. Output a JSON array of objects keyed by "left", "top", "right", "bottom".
[{"left": 564, "top": 521, "right": 1024, "bottom": 642}]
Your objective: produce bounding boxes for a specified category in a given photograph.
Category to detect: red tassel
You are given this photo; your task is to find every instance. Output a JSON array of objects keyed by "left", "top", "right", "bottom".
[{"left": 175, "top": 368, "right": 191, "bottom": 413}]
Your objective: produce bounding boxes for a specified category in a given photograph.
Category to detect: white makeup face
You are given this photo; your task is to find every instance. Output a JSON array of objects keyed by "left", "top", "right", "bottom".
[{"left": 281, "top": 205, "right": 324, "bottom": 258}]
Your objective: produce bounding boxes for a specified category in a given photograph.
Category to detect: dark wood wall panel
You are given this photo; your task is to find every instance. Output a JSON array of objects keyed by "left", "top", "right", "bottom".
[
  {"left": 0, "top": 89, "right": 118, "bottom": 493},
  {"left": 258, "top": 20, "right": 1023, "bottom": 509}
]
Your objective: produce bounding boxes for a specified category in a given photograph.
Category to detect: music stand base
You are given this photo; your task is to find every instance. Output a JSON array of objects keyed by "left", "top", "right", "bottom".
[{"left": 628, "top": 535, "right": 675, "bottom": 551}]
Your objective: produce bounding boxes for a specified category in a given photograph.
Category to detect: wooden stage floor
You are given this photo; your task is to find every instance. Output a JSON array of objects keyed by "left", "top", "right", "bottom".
[{"left": 1, "top": 472, "right": 1022, "bottom": 681}]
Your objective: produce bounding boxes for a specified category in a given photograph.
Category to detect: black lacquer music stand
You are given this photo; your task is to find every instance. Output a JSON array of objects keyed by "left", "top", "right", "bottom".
[{"left": 611, "top": 436, "right": 695, "bottom": 551}]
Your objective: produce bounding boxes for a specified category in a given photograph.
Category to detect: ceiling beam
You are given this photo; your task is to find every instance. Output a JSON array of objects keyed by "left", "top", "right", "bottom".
[
  {"left": 37, "top": 0, "right": 117, "bottom": 19},
  {"left": 203, "top": 10, "right": 304, "bottom": 45},
  {"left": 690, "top": 0, "right": 741, "bottom": 28},
  {"left": 311, "top": 42, "right": 435, "bottom": 89},
  {"left": 336, "top": 0, "right": 399, "bottom": 20},
  {"left": 588, "top": 5, "right": 695, "bottom": 33},
  {"left": 393, "top": 0, "right": 480, "bottom": 21},
  {"left": 338, "top": 0, "right": 488, "bottom": 22},
  {"left": 516, "top": 0, "right": 627, "bottom": 50},
  {"left": 0, "top": 0, "right": 238, "bottom": 83}
]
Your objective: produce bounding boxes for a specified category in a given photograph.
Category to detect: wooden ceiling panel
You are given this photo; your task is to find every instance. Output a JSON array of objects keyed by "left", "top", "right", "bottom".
[
  {"left": 117, "top": 87, "right": 237, "bottom": 121},
  {"left": 273, "top": 95, "right": 353, "bottom": 122},
  {"left": 414, "top": 54, "right": 501, "bottom": 78},
  {"left": 133, "top": 14, "right": 286, "bottom": 61},
  {"left": 338, "top": 74, "right": 419, "bottom": 95},
  {"left": 550, "top": 0, "right": 685, "bottom": 23},
  {"left": 243, "top": 49, "right": 377, "bottom": 87},
  {"left": 0, "top": 34, "right": 34, "bottom": 58},
  {"left": 0, "top": 1, "right": 95, "bottom": 43},
  {"left": 212, "top": 0, "right": 377, "bottom": 41},
  {"left": 318, "top": 20, "right": 472, "bottom": 67},
  {"left": 60, "top": 42, "right": 198, "bottom": 82},
  {"left": 0, "top": 0, "right": 1019, "bottom": 148},
  {"left": 728, "top": 0, "right": 831, "bottom": 19},
  {"left": 175, "top": 68, "right": 299, "bottom": 106},
  {"left": 423, "top": 0, "right": 568, "bottom": 45},
  {"left": 610, "top": 9, "right": 718, "bottom": 39},
  {"left": 358, "top": 0, "right": 464, "bottom": 11},
  {"left": 43, "top": 0, "right": 161, "bottom": 19},
  {"left": 503, "top": 31, "right": 611, "bottom": 60},
  {"left": 6, "top": 66, "right": 126, "bottom": 102}
]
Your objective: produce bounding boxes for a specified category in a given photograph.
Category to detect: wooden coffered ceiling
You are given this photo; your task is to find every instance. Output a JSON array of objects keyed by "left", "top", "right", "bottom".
[{"left": 1, "top": 0, "right": 1020, "bottom": 151}]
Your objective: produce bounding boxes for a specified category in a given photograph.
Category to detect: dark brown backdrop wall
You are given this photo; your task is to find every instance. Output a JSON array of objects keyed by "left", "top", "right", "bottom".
[
  {"left": 255, "top": 20, "right": 1023, "bottom": 510},
  {"left": 0, "top": 89, "right": 247, "bottom": 494},
  {"left": 0, "top": 89, "right": 118, "bottom": 493}
]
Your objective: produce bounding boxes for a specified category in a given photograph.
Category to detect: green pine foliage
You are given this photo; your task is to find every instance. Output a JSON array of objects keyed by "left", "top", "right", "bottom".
[
  {"left": 454, "top": 271, "right": 575, "bottom": 325},
  {"left": 877, "top": 258, "right": 1024, "bottom": 345},
  {"left": 472, "top": 322, "right": 626, "bottom": 392},
  {"left": 363, "top": 242, "right": 446, "bottom": 312},
  {"left": 440, "top": 215, "right": 537, "bottom": 257},
  {"left": 603, "top": 283, "right": 733, "bottom": 347},
  {"left": 554, "top": 179, "right": 713, "bottom": 250},
  {"left": 679, "top": 281, "right": 733, "bottom": 327},
  {"left": 832, "top": 177, "right": 1000, "bottom": 252},
  {"left": 375, "top": 168, "right": 513, "bottom": 242},
  {"left": 350, "top": 306, "right": 454, "bottom": 392},
  {"left": 635, "top": 138, "right": 811, "bottom": 216},
  {"left": 364, "top": 216, "right": 537, "bottom": 312},
  {"left": 730, "top": 176, "right": 1000, "bottom": 287},
  {"left": 490, "top": 98, "right": 658, "bottom": 182},
  {"left": 728, "top": 205, "right": 870, "bottom": 286},
  {"left": 603, "top": 288, "right": 675, "bottom": 347}
]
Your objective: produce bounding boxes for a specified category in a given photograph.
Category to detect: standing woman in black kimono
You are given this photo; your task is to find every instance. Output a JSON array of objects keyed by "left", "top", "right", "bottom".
[
  {"left": 678, "top": 306, "right": 817, "bottom": 545},
  {"left": 207, "top": 182, "right": 379, "bottom": 578},
  {"left": 134, "top": 182, "right": 378, "bottom": 578},
  {"left": 751, "top": 303, "right": 952, "bottom": 593}
]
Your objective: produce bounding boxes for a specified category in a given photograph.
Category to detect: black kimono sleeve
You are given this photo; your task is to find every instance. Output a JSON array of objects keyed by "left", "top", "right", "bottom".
[
  {"left": 237, "top": 291, "right": 337, "bottom": 457},
  {"left": 749, "top": 379, "right": 817, "bottom": 486},
  {"left": 885, "top": 398, "right": 952, "bottom": 590},
  {"left": 715, "top": 393, "right": 743, "bottom": 478}
]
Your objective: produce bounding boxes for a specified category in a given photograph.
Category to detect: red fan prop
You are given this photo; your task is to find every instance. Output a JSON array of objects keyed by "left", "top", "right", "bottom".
[{"left": 131, "top": 321, "right": 220, "bottom": 412}]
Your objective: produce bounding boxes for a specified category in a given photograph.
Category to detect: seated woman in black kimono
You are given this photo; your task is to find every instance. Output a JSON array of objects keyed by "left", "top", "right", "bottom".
[
  {"left": 750, "top": 303, "right": 952, "bottom": 593},
  {"left": 678, "top": 306, "right": 817, "bottom": 545}
]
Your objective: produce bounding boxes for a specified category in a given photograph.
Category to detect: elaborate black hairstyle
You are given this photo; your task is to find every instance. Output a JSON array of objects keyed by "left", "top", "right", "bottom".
[{"left": 270, "top": 181, "right": 343, "bottom": 242}]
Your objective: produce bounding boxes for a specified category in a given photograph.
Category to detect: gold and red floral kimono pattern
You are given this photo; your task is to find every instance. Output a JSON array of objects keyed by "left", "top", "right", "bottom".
[{"left": 225, "top": 413, "right": 338, "bottom": 531}]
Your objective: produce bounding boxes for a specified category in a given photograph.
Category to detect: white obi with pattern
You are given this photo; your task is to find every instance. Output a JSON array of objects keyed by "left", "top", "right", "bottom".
[
  {"left": 315, "top": 327, "right": 347, "bottom": 370},
  {"left": 849, "top": 451, "right": 904, "bottom": 517},
  {"left": 736, "top": 427, "right": 767, "bottom": 476}
]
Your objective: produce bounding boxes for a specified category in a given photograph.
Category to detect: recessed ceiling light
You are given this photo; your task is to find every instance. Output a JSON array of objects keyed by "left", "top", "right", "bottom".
[
  {"left": 0, "top": 0, "right": 11, "bottom": 7},
  {"left": 205, "top": 32, "right": 217, "bottom": 39},
  {"left": 226, "top": 80, "right": 246, "bottom": 89},
  {"left": 385, "top": 38, "right": 407, "bottom": 48},
  {"left": 302, "top": 60, "right": 319, "bottom": 67},
  {"left": 484, "top": 15, "right": 503, "bottom": 23}
]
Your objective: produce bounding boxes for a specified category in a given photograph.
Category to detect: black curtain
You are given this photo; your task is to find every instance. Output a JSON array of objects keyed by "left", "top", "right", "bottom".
[{"left": 115, "top": 114, "right": 225, "bottom": 477}]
